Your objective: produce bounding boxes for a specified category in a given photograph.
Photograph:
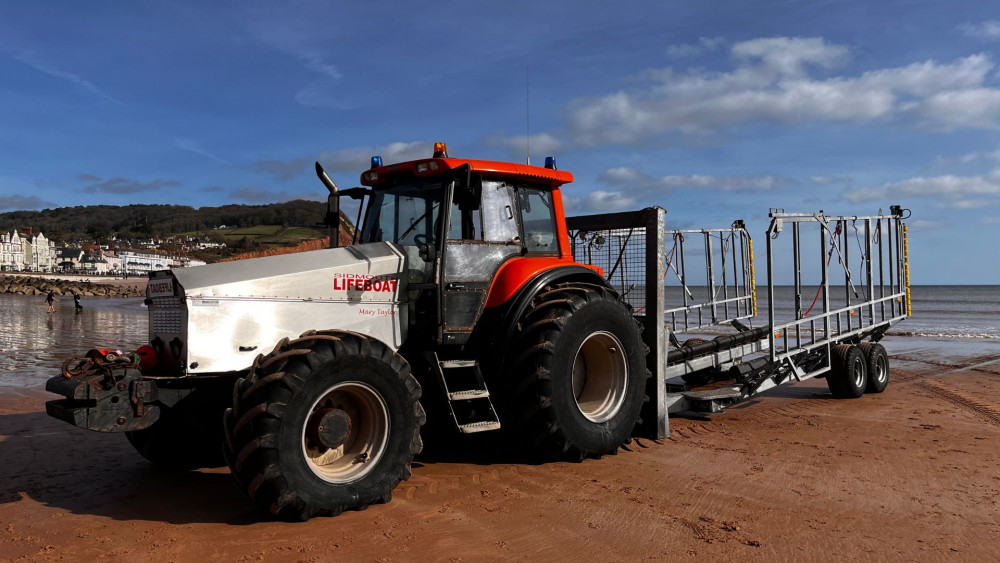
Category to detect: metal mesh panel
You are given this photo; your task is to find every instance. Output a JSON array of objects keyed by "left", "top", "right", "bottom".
[{"left": 569, "top": 225, "right": 648, "bottom": 314}]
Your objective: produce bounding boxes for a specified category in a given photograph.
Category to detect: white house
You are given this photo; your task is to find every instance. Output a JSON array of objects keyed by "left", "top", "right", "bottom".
[
  {"left": 25, "top": 232, "right": 56, "bottom": 272},
  {"left": 57, "top": 248, "right": 85, "bottom": 271},
  {"left": 80, "top": 254, "right": 110, "bottom": 274},
  {"left": 1, "top": 231, "right": 24, "bottom": 271}
]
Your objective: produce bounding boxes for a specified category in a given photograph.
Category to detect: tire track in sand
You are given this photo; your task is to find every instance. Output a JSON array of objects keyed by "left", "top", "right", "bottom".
[
  {"left": 889, "top": 355, "right": 1000, "bottom": 384},
  {"left": 919, "top": 380, "right": 1000, "bottom": 427}
]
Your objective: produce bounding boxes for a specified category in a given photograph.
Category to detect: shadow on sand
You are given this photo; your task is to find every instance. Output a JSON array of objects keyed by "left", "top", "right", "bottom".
[
  {"left": 0, "top": 410, "right": 257, "bottom": 525},
  {"left": 1, "top": 384, "right": 837, "bottom": 524}
]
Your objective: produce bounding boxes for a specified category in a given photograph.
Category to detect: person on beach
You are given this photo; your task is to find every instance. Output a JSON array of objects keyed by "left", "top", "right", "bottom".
[
  {"left": 74, "top": 293, "right": 83, "bottom": 312},
  {"left": 46, "top": 290, "right": 58, "bottom": 312}
]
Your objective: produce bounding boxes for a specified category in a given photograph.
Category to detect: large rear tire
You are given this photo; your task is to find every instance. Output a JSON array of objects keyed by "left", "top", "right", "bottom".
[
  {"left": 827, "top": 344, "right": 868, "bottom": 399},
  {"left": 505, "top": 283, "right": 649, "bottom": 460},
  {"left": 223, "top": 331, "right": 424, "bottom": 521},
  {"left": 859, "top": 342, "right": 890, "bottom": 394}
]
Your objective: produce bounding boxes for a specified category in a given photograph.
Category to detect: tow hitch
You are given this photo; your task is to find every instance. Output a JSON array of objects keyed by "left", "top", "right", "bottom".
[{"left": 46, "top": 350, "right": 161, "bottom": 432}]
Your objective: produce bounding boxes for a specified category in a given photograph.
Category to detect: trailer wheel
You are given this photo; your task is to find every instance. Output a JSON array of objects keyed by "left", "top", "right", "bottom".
[
  {"left": 223, "top": 331, "right": 424, "bottom": 521},
  {"left": 827, "top": 344, "right": 868, "bottom": 399},
  {"left": 125, "top": 386, "right": 228, "bottom": 470},
  {"left": 506, "top": 283, "right": 649, "bottom": 460},
  {"left": 859, "top": 342, "right": 890, "bottom": 394}
]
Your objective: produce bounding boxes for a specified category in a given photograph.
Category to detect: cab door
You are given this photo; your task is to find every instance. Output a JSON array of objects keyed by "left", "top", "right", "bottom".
[{"left": 440, "top": 179, "right": 520, "bottom": 344}]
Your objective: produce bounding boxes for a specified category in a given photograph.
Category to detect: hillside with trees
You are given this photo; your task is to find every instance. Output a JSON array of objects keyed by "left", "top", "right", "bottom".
[{"left": 0, "top": 200, "right": 332, "bottom": 244}]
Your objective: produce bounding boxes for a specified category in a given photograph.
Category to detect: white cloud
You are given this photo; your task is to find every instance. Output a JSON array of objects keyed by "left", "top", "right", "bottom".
[
  {"left": 255, "top": 141, "right": 430, "bottom": 180},
  {"left": 580, "top": 166, "right": 795, "bottom": 211},
  {"left": 599, "top": 166, "right": 795, "bottom": 192},
  {"left": 959, "top": 20, "right": 1000, "bottom": 41},
  {"left": 482, "top": 132, "right": 563, "bottom": 161},
  {"left": 9, "top": 48, "right": 117, "bottom": 102},
  {"left": 240, "top": 11, "right": 343, "bottom": 107},
  {"left": 244, "top": 20, "right": 341, "bottom": 80},
  {"left": 666, "top": 37, "right": 724, "bottom": 58},
  {"left": 905, "top": 88, "right": 1000, "bottom": 131},
  {"left": 174, "top": 138, "right": 230, "bottom": 165},
  {"left": 907, "top": 219, "right": 944, "bottom": 231},
  {"left": 811, "top": 176, "right": 834, "bottom": 185},
  {"left": 844, "top": 172, "right": 1000, "bottom": 203},
  {"left": 564, "top": 36, "right": 1000, "bottom": 145},
  {"left": 983, "top": 217, "right": 1000, "bottom": 224},
  {"left": 731, "top": 36, "right": 848, "bottom": 76},
  {"left": 938, "top": 199, "right": 993, "bottom": 210},
  {"left": 582, "top": 190, "right": 639, "bottom": 212}
]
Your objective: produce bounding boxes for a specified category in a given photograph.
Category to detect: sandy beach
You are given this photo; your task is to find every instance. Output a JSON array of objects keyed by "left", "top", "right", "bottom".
[{"left": 2, "top": 339, "right": 999, "bottom": 561}]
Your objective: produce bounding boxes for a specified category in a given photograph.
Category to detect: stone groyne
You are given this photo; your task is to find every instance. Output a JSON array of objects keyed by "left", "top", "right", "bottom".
[{"left": 0, "top": 275, "right": 146, "bottom": 298}]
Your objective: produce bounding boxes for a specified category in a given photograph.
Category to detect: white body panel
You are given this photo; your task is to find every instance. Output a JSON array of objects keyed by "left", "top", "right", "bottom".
[{"left": 163, "top": 242, "right": 409, "bottom": 374}]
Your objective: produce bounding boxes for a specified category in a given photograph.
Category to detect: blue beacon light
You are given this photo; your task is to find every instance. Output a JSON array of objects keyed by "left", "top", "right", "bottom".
[
  {"left": 544, "top": 156, "right": 557, "bottom": 170},
  {"left": 371, "top": 156, "right": 383, "bottom": 169}
]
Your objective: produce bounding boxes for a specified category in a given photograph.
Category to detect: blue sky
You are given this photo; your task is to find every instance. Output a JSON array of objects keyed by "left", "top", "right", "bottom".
[{"left": 2, "top": 1, "right": 999, "bottom": 284}]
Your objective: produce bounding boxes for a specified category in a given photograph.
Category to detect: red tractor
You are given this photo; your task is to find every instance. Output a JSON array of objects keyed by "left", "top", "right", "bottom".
[{"left": 48, "top": 143, "right": 650, "bottom": 520}]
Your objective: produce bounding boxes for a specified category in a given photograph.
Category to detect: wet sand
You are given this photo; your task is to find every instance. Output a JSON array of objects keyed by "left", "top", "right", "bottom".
[{"left": 2, "top": 342, "right": 999, "bottom": 561}]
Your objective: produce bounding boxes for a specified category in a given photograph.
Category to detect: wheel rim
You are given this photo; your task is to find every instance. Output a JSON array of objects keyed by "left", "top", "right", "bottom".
[
  {"left": 874, "top": 354, "right": 888, "bottom": 384},
  {"left": 571, "top": 331, "right": 628, "bottom": 423},
  {"left": 852, "top": 355, "right": 866, "bottom": 388},
  {"left": 301, "top": 381, "right": 390, "bottom": 484}
]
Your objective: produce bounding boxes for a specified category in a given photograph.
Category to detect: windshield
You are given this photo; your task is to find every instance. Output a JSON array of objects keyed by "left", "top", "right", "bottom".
[{"left": 361, "top": 183, "right": 445, "bottom": 246}]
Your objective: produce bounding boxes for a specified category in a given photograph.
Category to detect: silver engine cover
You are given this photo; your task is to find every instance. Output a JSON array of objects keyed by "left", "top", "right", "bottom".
[{"left": 161, "top": 242, "right": 408, "bottom": 374}]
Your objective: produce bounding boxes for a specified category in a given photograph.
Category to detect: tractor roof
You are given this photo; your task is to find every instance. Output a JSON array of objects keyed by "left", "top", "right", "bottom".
[{"left": 359, "top": 157, "right": 574, "bottom": 190}]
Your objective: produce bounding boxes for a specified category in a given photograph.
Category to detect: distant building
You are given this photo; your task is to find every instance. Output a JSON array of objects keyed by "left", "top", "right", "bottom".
[
  {"left": 104, "top": 253, "right": 122, "bottom": 272},
  {"left": 175, "top": 257, "right": 207, "bottom": 268},
  {"left": 1, "top": 229, "right": 56, "bottom": 272},
  {"left": 1, "top": 230, "right": 22, "bottom": 271},
  {"left": 57, "top": 248, "right": 85, "bottom": 271},
  {"left": 117, "top": 250, "right": 172, "bottom": 276},
  {"left": 27, "top": 232, "right": 57, "bottom": 272},
  {"left": 79, "top": 254, "right": 110, "bottom": 274}
]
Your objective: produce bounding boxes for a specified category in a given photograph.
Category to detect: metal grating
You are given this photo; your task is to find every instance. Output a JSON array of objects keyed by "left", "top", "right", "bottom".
[
  {"left": 569, "top": 224, "right": 649, "bottom": 314},
  {"left": 151, "top": 296, "right": 184, "bottom": 334}
]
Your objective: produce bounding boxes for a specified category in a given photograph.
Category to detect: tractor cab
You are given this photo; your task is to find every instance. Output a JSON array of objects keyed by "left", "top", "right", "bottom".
[{"left": 331, "top": 143, "right": 580, "bottom": 345}]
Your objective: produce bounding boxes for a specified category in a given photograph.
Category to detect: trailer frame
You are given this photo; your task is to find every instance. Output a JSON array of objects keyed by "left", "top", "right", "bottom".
[{"left": 567, "top": 205, "right": 911, "bottom": 439}]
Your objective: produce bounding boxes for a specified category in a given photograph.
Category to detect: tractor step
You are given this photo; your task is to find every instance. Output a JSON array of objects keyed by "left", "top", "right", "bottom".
[
  {"left": 457, "top": 420, "right": 502, "bottom": 433},
  {"left": 430, "top": 353, "right": 501, "bottom": 433},
  {"left": 682, "top": 386, "right": 743, "bottom": 401},
  {"left": 448, "top": 389, "right": 491, "bottom": 400}
]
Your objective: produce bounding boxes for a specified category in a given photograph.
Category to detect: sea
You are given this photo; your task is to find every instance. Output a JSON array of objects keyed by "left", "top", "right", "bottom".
[{"left": 0, "top": 285, "right": 997, "bottom": 388}]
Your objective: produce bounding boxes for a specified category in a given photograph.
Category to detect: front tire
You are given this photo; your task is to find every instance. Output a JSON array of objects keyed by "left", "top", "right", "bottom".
[
  {"left": 125, "top": 384, "right": 229, "bottom": 470},
  {"left": 224, "top": 331, "right": 425, "bottom": 520},
  {"left": 505, "top": 283, "right": 649, "bottom": 460}
]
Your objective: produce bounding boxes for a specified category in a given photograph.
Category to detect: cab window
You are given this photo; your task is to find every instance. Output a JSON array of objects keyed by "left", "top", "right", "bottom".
[
  {"left": 448, "top": 203, "right": 482, "bottom": 240},
  {"left": 517, "top": 187, "right": 557, "bottom": 253},
  {"left": 481, "top": 181, "right": 518, "bottom": 242}
]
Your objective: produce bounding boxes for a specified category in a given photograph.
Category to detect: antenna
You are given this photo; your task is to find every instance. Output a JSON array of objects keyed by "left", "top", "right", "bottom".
[{"left": 526, "top": 65, "right": 530, "bottom": 165}]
